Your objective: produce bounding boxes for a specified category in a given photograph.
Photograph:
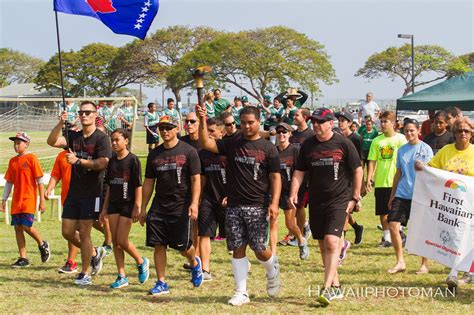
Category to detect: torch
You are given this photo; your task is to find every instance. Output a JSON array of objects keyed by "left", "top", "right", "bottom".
[{"left": 192, "top": 66, "right": 212, "bottom": 107}]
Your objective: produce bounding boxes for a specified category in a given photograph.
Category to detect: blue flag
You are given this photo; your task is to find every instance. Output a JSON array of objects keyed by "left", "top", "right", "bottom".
[{"left": 54, "top": 0, "right": 159, "bottom": 39}]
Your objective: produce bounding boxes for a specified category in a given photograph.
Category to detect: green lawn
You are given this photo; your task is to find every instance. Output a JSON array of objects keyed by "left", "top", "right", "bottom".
[{"left": 0, "top": 194, "right": 472, "bottom": 313}]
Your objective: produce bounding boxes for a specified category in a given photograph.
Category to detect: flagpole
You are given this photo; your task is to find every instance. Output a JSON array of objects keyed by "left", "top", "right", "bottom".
[{"left": 54, "top": 10, "right": 69, "bottom": 145}]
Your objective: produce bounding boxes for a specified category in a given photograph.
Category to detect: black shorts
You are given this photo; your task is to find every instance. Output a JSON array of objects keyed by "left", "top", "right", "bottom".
[
  {"left": 309, "top": 206, "right": 347, "bottom": 240},
  {"left": 361, "top": 149, "right": 370, "bottom": 161},
  {"left": 388, "top": 197, "right": 412, "bottom": 226},
  {"left": 279, "top": 192, "right": 290, "bottom": 210},
  {"left": 146, "top": 211, "right": 192, "bottom": 252},
  {"left": 375, "top": 187, "right": 392, "bottom": 215},
  {"left": 146, "top": 125, "right": 159, "bottom": 144},
  {"left": 198, "top": 198, "right": 226, "bottom": 237},
  {"left": 297, "top": 186, "right": 309, "bottom": 209},
  {"left": 63, "top": 196, "right": 102, "bottom": 220},
  {"left": 107, "top": 202, "right": 133, "bottom": 218}
]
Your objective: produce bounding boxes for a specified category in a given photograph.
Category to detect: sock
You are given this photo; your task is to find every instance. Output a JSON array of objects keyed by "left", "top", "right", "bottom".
[
  {"left": 383, "top": 230, "right": 391, "bottom": 242},
  {"left": 448, "top": 268, "right": 458, "bottom": 278},
  {"left": 350, "top": 222, "right": 360, "bottom": 229},
  {"left": 232, "top": 257, "right": 249, "bottom": 293},
  {"left": 258, "top": 255, "right": 277, "bottom": 278}
]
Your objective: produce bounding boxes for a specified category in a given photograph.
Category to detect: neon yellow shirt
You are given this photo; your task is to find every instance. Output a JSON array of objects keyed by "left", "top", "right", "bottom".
[
  {"left": 367, "top": 133, "right": 407, "bottom": 188},
  {"left": 428, "top": 143, "right": 474, "bottom": 177}
]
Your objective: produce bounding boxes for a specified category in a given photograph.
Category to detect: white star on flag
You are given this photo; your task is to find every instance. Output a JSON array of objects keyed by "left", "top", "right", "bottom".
[
  {"left": 144, "top": 1, "right": 152, "bottom": 7},
  {"left": 139, "top": 13, "right": 146, "bottom": 18},
  {"left": 134, "top": 23, "right": 142, "bottom": 29},
  {"left": 136, "top": 18, "right": 144, "bottom": 23},
  {"left": 142, "top": 6, "right": 149, "bottom": 12}
]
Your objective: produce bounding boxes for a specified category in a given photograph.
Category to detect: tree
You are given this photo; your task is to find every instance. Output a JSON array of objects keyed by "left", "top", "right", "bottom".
[
  {"left": 135, "top": 25, "right": 221, "bottom": 102},
  {"left": 35, "top": 43, "right": 152, "bottom": 97},
  {"left": 173, "top": 26, "right": 337, "bottom": 101},
  {"left": 446, "top": 52, "right": 474, "bottom": 78},
  {"left": 356, "top": 44, "right": 456, "bottom": 96},
  {"left": 0, "top": 48, "right": 44, "bottom": 87}
]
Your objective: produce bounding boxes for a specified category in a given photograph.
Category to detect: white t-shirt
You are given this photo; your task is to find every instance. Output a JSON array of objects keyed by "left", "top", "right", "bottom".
[{"left": 360, "top": 100, "right": 380, "bottom": 122}]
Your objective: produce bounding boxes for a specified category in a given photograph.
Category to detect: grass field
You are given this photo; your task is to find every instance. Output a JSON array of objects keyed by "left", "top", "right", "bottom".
[{"left": 0, "top": 132, "right": 472, "bottom": 313}]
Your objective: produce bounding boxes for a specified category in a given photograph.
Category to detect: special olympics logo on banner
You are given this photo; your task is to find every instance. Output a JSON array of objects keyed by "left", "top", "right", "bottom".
[{"left": 439, "top": 230, "right": 451, "bottom": 245}]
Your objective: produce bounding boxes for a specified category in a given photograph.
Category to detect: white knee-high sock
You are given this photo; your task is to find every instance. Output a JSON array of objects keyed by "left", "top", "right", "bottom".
[
  {"left": 383, "top": 230, "right": 391, "bottom": 242},
  {"left": 258, "top": 255, "right": 276, "bottom": 278},
  {"left": 232, "top": 257, "right": 249, "bottom": 293}
]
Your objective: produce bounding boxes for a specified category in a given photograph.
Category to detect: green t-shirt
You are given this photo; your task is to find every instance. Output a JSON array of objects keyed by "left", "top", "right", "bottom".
[
  {"left": 284, "top": 107, "right": 298, "bottom": 125},
  {"left": 231, "top": 106, "right": 243, "bottom": 125},
  {"left": 264, "top": 105, "right": 285, "bottom": 127},
  {"left": 358, "top": 126, "right": 379, "bottom": 153},
  {"left": 119, "top": 106, "right": 135, "bottom": 123},
  {"left": 99, "top": 106, "right": 117, "bottom": 132},
  {"left": 205, "top": 101, "right": 215, "bottom": 118},
  {"left": 144, "top": 111, "right": 160, "bottom": 127},
  {"left": 213, "top": 98, "right": 230, "bottom": 117},
  {"left": 64, "top": 103, "right": 78, "bottom": 123},
  {"left": 367, "top": 133, "right": 407, "bottom": 188}
]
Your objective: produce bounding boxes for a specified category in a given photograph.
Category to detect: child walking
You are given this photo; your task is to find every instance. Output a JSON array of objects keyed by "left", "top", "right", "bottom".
[{"left": 1, "top": 132, "right": 50, "bottom": 267}]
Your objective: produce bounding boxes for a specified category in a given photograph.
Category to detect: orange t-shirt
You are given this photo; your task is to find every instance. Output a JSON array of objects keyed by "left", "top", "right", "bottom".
[
  {"left": 4, "top": 153, "right": 44, "bottom": 215},
  {"left": 50, "top": 150, "right": 71, "bottom": 206}
]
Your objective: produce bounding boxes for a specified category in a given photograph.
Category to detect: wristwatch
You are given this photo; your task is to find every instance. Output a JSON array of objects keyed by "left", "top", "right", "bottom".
[{"left": 75, "top": 158, "right": 82, "bottom": 166}]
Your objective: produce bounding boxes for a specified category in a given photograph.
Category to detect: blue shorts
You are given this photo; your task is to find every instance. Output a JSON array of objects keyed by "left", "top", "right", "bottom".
[{"left": 11, "top": 213, "right": 35, "bottom": 227}]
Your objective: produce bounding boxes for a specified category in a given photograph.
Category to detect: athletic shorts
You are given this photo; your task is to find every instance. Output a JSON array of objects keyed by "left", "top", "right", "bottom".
[
  {"left": 226, "top": 206, "right": 268, "bottom": 252},
  {"left": 63, "top": 196, "right": 102, "bottom": 220},
  {"left": 198, "top": 198, "right": 226, "bottom": 237},
  {"left": 146, "top": 125, "right": 159, "bottom": 144},
  {"left": 297, "top": 186, "right": 309, "bottom": 208},
  {"left": 11, "top": 213, "right": 34, "bottom": 227},
  {"left": 107, "top": 202, "right": 133, "bottom": 219},
  {"left": 375, "top": 187, "right": 392, "bottom": 216},
  {"left": 388, "top": 197, "right": 412, "bottom": 227},
  {"left": 309, "top": 206, "right": 347, "bottom": 240},
  {"left": 146, "top": 211, "right": 192, "bottom": 252}
]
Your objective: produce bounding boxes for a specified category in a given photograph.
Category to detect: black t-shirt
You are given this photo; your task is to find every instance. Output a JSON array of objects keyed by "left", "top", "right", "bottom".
[
  {"left": 347, "top": 132, "right": 362, "bottom": 159},
  {"left": 67, "top": 129, "right": 112, "bottom": 198},
  {"left": 223, "top": 130, "right": 242, "bottom": 140},
  {"left": 199, "top": 149, "right": 228, "bottom": 203},
  {"left": 278, "top": 144, "right": 299, "bottom": 195},
  {"left": 145, "top": 141, "right": 201, "bottom": 215},
  {"left": 295, "top": 132, "right": 361, "bottom": 209},
  {"left": 105, "top": 153, "right": 142, "bottom": 205},
  {"left": 423, "top": 131, "right": 455, "bottom": 155},
  {"left": 216, "top": 135, "right": 280, "bottom": 207},
  {"left": 290, "top": 127, "right": 313, "bottom": 148},
  {"left": 181, "top": 134, "right": 202, "bottom": 152}
]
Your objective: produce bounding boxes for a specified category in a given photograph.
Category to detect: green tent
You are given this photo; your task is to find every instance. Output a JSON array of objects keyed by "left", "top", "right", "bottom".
[{"left": 397, "top": 71, "right": 474, "bottom": 111}]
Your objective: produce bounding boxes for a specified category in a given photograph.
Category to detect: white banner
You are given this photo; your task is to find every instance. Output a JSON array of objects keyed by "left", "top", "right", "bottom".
[{"left": 406, "top": 166, "right": 474, "bottom": 272}]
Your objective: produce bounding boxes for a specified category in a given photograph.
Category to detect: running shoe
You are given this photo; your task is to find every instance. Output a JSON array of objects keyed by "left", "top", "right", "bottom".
[
  {"left": 340, "top": 240, "right": 351, "bottom": 261},
  {"left": 317, "top": 290, "right": 333, "bottom": 306},
  {"left": 461, "top": 272, "right": 472, "bottom": 284},
  {"left": 354, "top": 225, "right": 364, "bottom": 245},
  {"left": 11, "top": 257, "right": 29, "bottom": 268},
  {"left": 74, "top": 272, "right": 92, "bottom": 286},
  {"left": 400, "top": 230, "right": 407, "bottom": 247},
  {"left": 214, "top": 236, "right": 226, "bottom": 241},
  {"left": 190, "top": 257, "right": 203, "bottom": 287},
  {"left": 110, "top": 275, "right": 129, "bottom": 289},
  {"left": 91, "top": 246, "right": 106, "bottom": 276},
  {"left": 58, "top": 259, "right": 78, "bottom": 274},
  {"left": 304, "top": 223, "right": 312, "bottom": 239},
  {"left": 103, "top": 244, "right": 113, "bottom": 257},
  {"left": 137, "top": 257, "right": 150, "bottom": 284},
  {"left": 331, "top": 286, "right": 344, "bottom": 300},
  {"left": 287, "top": 236, "right": 298, "bottom": 247},
  {"left": 446, "top": 275, "right": 458, "bottom": 288},
  {"left": 378, "top": 240, "right": 392, "bottom": 248},
  {"left": 203, "top": 270, "right": 213, "bottom": 282},
  {"left": 266, "top": 257, "right": 281, "bottom": 298},
  {"left": 149, "top": 280, "right": 170, "bottom": 296},
  {"left": 183, "top": 262, "right": 192, "bottom": 270},
  {"left": 228, "top": 291, "right": 250, "bottom": 306},
  {"left": 377, "top": 224, "right": 383, "bottom": 231},
  {"left": 39, "top": 240, "right": 51, "bottom": 263},
  {"left": 279, "top": 234, "right": 292, "bottom": 246},
  {"left": 299, "top": 238, "right": 309, "bottom": 260}
]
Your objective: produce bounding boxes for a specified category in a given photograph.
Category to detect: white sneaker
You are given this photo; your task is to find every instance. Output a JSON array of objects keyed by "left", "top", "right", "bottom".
[
  {"left": 266, "top": 258, "right": 281, "bottom": 298},
  {"left": 228, "top": 291, "right": 250, "bottom": 306}
]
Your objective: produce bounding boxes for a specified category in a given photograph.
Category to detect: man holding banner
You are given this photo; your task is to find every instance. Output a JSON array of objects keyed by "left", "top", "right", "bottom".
[{"left": 411, "top": 117, "right": 473, "bottom": 292}]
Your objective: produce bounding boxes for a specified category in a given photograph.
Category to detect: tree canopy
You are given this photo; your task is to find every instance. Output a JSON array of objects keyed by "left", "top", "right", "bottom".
[
  {"left": 355, "top": 44, "right": 462, "bottom": 96},
  {"left": 0, "top": 48, "right": 44, "bottom": 87}
]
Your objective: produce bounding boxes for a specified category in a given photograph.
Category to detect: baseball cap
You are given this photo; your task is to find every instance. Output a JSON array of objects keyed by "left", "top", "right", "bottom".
[
  {"left": 335, "top": 112, "right": 353, "bottom": 122},
  {"left": 157, "top": 115, "right": 179, "bottom": 127},
  {"left": 276, "top": 122, "right": 293, "bottom": 131},
  {"left": 241, "top": 95, "right": 249, "bottom": 102},
  {"left": 234, "top": 96, "right": 241, "bottom": 101},
  {"left": 310, "top": 108, "right": 335, "bottom": 122},
  {"left": 263, "top": 95, "right": 272, "bottom": 102},
  {"left": 9, "top": 132, "right": 31, "bottom": 143}
]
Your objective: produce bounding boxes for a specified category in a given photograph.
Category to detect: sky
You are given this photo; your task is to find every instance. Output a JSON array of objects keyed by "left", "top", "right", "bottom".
[{"left": 0, "top": 0, "right": 473, "bottom": 104}]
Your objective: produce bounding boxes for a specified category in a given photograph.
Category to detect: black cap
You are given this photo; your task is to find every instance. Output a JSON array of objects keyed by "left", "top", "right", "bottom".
[
  {"left": 310, "top": 107, "right": 335, "bottom": 122},
  {"left": 335, "top": 112, "right": 353, "bottom": 122}
]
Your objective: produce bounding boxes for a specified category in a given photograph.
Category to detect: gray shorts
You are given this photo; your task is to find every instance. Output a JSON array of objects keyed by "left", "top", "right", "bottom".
[{"left": 226, "top": 206, "right": 268, "bottom": 252}]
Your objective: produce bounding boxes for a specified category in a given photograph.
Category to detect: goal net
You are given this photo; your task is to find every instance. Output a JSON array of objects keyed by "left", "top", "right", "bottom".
[{"left": 0, "top": 97, "right": 141, "bottom": 174}]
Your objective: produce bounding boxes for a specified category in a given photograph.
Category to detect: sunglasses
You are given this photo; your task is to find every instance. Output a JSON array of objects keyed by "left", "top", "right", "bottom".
[
  {"left": 225, "top": 121, "right": 236, "bottom": 127},
  {"left": 78, "top": 110, "right": 96, "bottom": 116},
  {"left": 185, "top": 119, "right": 197, "bottom": 124},
  {"left": 456, "top": 129, "right": 472, "bottom": 134},
  {"left": 158, "top": 125, "right": 176, "bottom": 131},
  {"left": 311, "top": 119, "right": 327, "bottom": 125},
  {"left": 276, "top": 130, "right": 288, "bottom": 135}
]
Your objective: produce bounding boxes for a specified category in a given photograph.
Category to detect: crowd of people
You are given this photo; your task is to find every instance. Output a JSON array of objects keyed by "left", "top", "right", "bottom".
[{"left": 1, "top": 87, "right": 472, "bottom": 307}]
